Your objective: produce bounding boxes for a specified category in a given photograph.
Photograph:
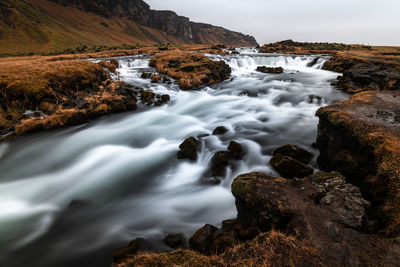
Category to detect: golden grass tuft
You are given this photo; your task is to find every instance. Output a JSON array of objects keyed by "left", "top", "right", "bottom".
[{"left": 116, "top": 231, "right": 325, "bottom": 267}]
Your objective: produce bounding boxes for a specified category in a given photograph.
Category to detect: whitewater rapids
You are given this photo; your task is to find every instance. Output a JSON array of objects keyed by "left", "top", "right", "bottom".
[{"left": 0, "top": 51, "right": 347, "bottom": 266}]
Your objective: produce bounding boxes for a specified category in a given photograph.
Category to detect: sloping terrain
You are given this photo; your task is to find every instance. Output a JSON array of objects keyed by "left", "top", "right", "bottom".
[{"left": 0, "top": 0, "right": 258, "bottom": 54}]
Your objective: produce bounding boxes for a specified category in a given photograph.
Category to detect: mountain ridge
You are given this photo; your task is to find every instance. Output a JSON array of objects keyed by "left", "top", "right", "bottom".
[{"left": 0, "top": 0, "right": 258, "bottom": 54}]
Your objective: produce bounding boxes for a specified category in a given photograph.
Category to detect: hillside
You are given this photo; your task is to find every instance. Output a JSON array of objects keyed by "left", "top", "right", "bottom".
[{"left": 0, "top": 0, "right": 258, "bottom": 54}]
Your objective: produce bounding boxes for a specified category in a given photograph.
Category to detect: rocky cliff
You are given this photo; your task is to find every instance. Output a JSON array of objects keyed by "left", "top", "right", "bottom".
[
  {"left": 50, "top": 0, "right": 258, "bottom": 46},
  {"left": 0, "top": 0, "right": 257, "bottom": 54}
]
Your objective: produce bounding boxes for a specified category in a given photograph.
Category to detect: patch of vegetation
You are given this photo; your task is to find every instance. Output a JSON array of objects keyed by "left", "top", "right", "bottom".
[
  {"left": 116, "top": 231, "right": 325, "bottom": 267},
  {"left": 0, "top": 44, "right": 142, "bottom": 58}
]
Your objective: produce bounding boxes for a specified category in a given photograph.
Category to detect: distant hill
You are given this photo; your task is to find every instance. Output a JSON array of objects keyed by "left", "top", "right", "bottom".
[{"left": 0, "top": 0, "right": 258, "bottom": 54}]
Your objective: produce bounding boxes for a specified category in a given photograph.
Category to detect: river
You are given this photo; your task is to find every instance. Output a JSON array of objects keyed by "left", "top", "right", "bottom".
[{"left": 0, "top": 49, "right": 347, "bottom": 266}]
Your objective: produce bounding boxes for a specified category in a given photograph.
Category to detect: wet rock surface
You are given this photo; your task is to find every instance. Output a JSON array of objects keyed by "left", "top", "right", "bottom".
[
  {"left": 177, "top": 136, "right": 199, "bottom": 160},
  {"left": 212, "top": 126, "right": 228, "bottom": 135},
  {"left": 227, "top": 141, "right": 245, "bottom": 160},
  {"left": 210, "top": 151, "right": 232, "bottom": 177}
]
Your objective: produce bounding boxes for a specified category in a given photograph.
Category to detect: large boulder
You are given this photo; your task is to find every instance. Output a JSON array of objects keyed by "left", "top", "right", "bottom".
[
  {"left": 316, "top": 91, "right": 400, "bottom": 236},
  {"left": 270, "top": 154, "right": 313, "bottom": 178},
  {"left": 231, "top": 171, "right": 400, "bottom": 265}
]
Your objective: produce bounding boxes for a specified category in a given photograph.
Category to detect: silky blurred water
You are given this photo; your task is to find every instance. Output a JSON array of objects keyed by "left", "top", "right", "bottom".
[{"left": 0, "top": 51, "right": 347, "bottom": 266}]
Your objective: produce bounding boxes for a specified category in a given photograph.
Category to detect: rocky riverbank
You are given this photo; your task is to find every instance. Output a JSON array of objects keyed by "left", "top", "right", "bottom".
[
  {"left": 113, "top": 171, "right": 400, "bottom": 266},
  {"left": 259, "top": 40, "right": 400, "bottom": 94},
  {"left": 317, "top": 91, "right": 400, "bottom": 236},
  {"left": 0, "top": 45, "right": 231, "bottom": 140},
  {"left": 0, "top": 55, "right": 168, "bottom": 139}
]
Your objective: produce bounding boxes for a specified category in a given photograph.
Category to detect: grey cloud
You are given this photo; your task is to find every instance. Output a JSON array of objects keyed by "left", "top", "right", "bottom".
[{"left": 146, "top": 0, "right": 400, "bottom": 46}]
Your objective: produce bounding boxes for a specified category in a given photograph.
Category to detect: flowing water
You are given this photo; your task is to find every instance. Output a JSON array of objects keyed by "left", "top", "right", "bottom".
[{"left": 0, "top": 50, "right": 347, "bottom": 266}]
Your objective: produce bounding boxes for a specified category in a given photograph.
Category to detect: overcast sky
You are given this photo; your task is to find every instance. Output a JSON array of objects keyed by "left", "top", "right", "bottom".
[{"left": 146, "top": 0, "right": 400, "bottom": 46}]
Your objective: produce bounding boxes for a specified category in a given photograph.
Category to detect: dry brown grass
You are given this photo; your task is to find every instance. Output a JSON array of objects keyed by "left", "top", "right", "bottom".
[
  {"left": 0, "top": 56, "right": 108, "bottom": 130},
  {"left": 0, "top": 0, "right": 187, "bottom": 54},
  {"left": 115, "top": 231, "right": 326, "bottom": 267}
]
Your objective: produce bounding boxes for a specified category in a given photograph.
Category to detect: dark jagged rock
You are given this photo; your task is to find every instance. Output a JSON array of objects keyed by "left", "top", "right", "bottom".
[
  {"left": 188, "top": 219, "right": 256, "bottom": 255},
  {"left": 270, "top": 154, "right": 313, "bottom": 178},
  {"left": 231, "top": 171, "right": 400, "bottom": 265},
  {"left": 306, "top": 56, "right": 320, "bottom": 67},
  {"left": 323, "top": 55, "right": 400, "bottom": 94},
  {"left": 154, "top": 94, "right": 170, "bottom": 106},
  {"left": 211, "top": 151, "right": 232, "bottom": 177},
  {"left": 189, "top": 224, "right": 217, "bottom": 254},
  {"left": 164, "top": 233, "right": 185, "bottom": 249},
  {"left": 272, "top": 144, "right": 313, "bottom": 164},
  {"left": 256, "top": 66, "right": 284, "bottom": 74},
  {"left": 177, "top": 137, "right": 199, "bottom": 160},
  {"left": 212, "top": 126, "right": 228, "bottom": 135},
  {"left": 228, "top": 141, "right": 245, "bottom": 160},
  {"left": 316, "top": 91, "right": 400, "bottom": 236},
  {"left": 141, "top": 72, "right": 152, "bottom": 79}
]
